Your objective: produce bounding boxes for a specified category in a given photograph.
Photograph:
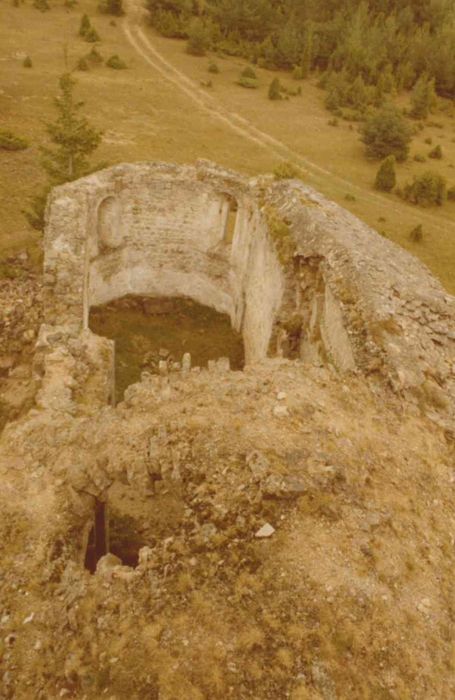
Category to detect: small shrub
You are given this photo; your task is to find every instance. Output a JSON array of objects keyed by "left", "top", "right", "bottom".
[
  {"left": 424, "top": 137, "right": 432, "bottom": 145},
  {"left": 345, "top": 193, "right": 356, "bottom": 202},
  {"left": 241, "top": 66, "right": 257, "bottom": 80},
  {"left": 268, "top": 78, "right": 282, "bottom": 101},
  {"left": 76, "top": 56, "right": 89, "bottom": 71},
  {"left": 236, "top": 76, "right": 258, "bottom": 89},
  {"left": 98, "top": 0, "right": 124, "bottom": 15},
  {"left": 403, "top": 171, "right": 447, "bottom": 206},
  {"left": 273, "top": 162, "right": 301, "bottom": 180},
  {"left": 23, "top": 56, "right": 32, "bottom": 68},
  {"left": 328, "top": 118, "right": 338, "bottom": 127},
  {"left": 409, "top": 224, "right": 423, "bottom": 242},
  {"left": 266, "top": 208, "right": 296, "bottom": 265},
  {"left": 447, "top": 186, "right": 455, "bottom": 202},
  {"left": 106, "top": 54, "right": 127, "bottom": 69},
  {"left": 33, "top": 0, "right": 49, "bottom": 10},
  {"left": 292, "top": 66, "right": 304, "bottom": 80},
  {"left": 87, "top": 46, "right": 103, "bottom": 64},
  {"left": 374, "top": 155, "right": 396, "bottom": 192},
  {"left": 79, "top": 13, "right": 91, "bottom": 36},
  {"left": 84, "top": 27, "right": 101, "bottom": 42},
  {"left": 428, "top": 145, "right": 442, "bottom": 159},
  {"left": 0, "top": 129, "right": 29, "bottom": 151},
  {"left": 413, "top": 154, "right": 426, "bottom": 162},
  {"left": 64, "top": 0, "right": 78, "bottom": 7},
  {"left": 208, "top": 62, "right": 219, "bottom": 74}
]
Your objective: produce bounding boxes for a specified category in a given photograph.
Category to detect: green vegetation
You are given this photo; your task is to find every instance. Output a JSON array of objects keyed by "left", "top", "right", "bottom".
[
  {"left": 361, "top": 106, "right": 412, "bottom": 162},
  {"left": 1, "top": 0, "right": 454, "bottom": 296},
  {"left": 33, "top": 0, "right": 49, "bottom": 12},
  {"left": 106, "top": 54, "right": 127, "bottom": 69},
  {"left": 409, "top": 224, "right": 423, "bottom": 243},
  {"left": 265, "top": 208, "right": 296, "bottom": 265},
  {"left": 273, "top": 161, "right": 302, "bottom": 181},
  {"left": 98, "top": 0, "right": 124, "bottom": 16},
  {"left": 429, "top": 145, "right": 443, "bottom": 159},
  {"left": 374, "top": 156, "right": 396, "bottom": 193},
  {"left": 237, "top": 68, "right": 258, "bottom": 89},
  {"left": 0, "top": 130, "right": 29, "bottom": 151},
  {"left": 25, "top": 73, "right": 102, "bottom": 229},
  {"left": 186, "top": 18, "right": 211, "bottom": 56},
  {"left": 79, "top": 14, "right": 100, "bottom": 42},
  {"left": 146, "top": 0, "right": 455, "bottom": 100},
  {"left": 402, "top": 172, "right": 447, "bottom": 207},
  {"left": 268, "top": 78, "right": 282, "bottom": 101},
  {"left": 410, "top": 74, "right": 437, "bottom": 119}
]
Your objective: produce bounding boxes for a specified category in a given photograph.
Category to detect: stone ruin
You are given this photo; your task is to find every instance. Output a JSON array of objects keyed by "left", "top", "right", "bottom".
[
  {"left": 37, "top": 159, "right": 455, "bottom": 419},
  {"left": 2, "top": 160, "right": 455, "bottom": 698}
]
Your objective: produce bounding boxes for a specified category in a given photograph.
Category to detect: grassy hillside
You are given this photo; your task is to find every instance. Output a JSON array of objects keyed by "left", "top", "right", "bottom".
[{"left": 1, "top": 0, "right": 455, "bottom": 292}]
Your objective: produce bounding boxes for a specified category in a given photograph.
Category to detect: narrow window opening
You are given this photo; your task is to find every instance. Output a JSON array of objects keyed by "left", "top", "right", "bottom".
[{"left": 223, "top": 198, "right": 238, "bottom": 244}]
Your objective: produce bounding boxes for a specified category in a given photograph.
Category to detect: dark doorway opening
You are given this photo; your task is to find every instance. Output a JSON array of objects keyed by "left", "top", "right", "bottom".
[
  {"left": 89, "top": 295, "right": 245, "bottom": 402},
  {"left": 84, "top": 499, "right": 108, "bottom": 574}
]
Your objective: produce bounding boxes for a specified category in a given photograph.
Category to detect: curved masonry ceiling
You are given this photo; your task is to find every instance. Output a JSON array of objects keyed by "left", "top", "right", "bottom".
[{"left": 39, "top": 160, "right": 455, "bottom": 416}]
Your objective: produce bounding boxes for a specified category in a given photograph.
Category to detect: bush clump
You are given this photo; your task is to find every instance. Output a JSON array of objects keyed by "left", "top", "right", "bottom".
[
  {"left": 0, "top": 129, "right": 29, "bottom": 151},
  {"left": 268, "top": 78, "right": 283, "bottom": 100},
  {"left": 409, "top": 224, "right": 423, "bottom": 242},
  {"left": 98, "top": 0, "right": 124, "bottom": 15},
  {"left": 79, "top": 15, "right": 100, "bottom": 42},
  {"left": 106, "top": 54, "right": 127, "bottom": 69},
  {"left": 33, "top": 0, "right": 49, "bottom": 11},
  {"left": 402, "top": 171, "right": 447, "bottom": 206},
  {"left": 241, "top": 66, "right": 257, "bottom": 80},
  {"left": 237, "top": 76, "right": 258, "bottom": 89},
  {"left": 360, "top": 105, "right": 412, "bottom": 162},
  {"left": 273, "top": 161, "right": 302, "bottom": 180},
  {"left": 23, "top": 56, "right": 32, "bottom": 68},
  {"left": 447, "top": 186, "right": 455, "bottom": 202},
  {"left": 374, "top": 155, "right": 396, "bottom": 192},
  {"left": 428, "top": 145, "right": 442, "bottom": 159},
  {"left": 208, "top": 62, "right": 219, "bottom": 74},
  {"left": 76, "top": 57, "right": 89, "bottom": 71},
  {"left": 87, "top": 46, "right": 103, "bottom": 64},
  {"left": 186, "top": 19, "right": 210, "bottom": 56}
]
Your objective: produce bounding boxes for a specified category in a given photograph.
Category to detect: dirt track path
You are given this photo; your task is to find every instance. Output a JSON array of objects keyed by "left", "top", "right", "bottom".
[{"left": 123, "top": 13, "right": 455, "bottom": 236}]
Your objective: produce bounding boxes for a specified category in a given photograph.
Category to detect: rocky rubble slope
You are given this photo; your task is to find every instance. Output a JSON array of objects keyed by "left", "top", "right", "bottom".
[
  {"left": 0, "top": 256, "right": 42, "bottom": 430},
  {"left": 0, "top": 360, "right": 454, "bottom": 699}
]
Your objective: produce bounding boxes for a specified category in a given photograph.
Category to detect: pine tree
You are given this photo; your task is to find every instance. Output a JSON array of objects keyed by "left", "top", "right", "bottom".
[
  {"left": 268, "top": 78, "right": 282, "bottom": 100},
  {"left": 41, "top": 73, "right": 102, "bottom": 184},
  {"left": 410, "top": 74, "right": 436, "bottom": 119},
  {"left": 79, "top": 14, "right": 91, "bottom": 37},
  {"left": 374, "top": 155, "right": 396, "bottom": 192},
  {"left": 25, "top": 74, "right": 102, "bottom": 230}
]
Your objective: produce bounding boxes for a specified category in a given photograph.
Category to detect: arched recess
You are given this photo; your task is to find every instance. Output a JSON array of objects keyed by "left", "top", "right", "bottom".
[{"left": 97, "top": 196, "right": 123, "bottom": 253}]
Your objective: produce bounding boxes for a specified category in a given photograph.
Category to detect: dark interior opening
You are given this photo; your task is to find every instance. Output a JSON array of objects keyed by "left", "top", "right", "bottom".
[
  {"left": 89, "top": 295, "right": 245, "bottom": 402},
  {"left": 84, "top": 499, "right": 108, "bottom": 574},
  {"left": 84, "top": 481, "right": 186, "bottom": 573}
]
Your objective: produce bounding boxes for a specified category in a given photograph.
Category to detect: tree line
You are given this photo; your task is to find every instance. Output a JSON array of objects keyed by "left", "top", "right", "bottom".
[{"left": 146, "top": 0, "right": 455, "bottom": 99}]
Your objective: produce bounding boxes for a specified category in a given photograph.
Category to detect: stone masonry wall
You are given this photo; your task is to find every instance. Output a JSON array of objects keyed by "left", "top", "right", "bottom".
[{"left": 41, "top": 160, "right": 455, "bottom": 423}]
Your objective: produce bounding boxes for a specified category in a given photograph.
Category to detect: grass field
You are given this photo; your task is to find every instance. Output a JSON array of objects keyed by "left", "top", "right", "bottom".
[{"left": 1, "top": 0, "right": 455, "bottom": 292}]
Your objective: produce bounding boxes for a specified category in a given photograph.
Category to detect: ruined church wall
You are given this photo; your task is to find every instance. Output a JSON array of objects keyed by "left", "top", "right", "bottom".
[{"left": 43, "top": 163, "right": 285, "bottom": 365}]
